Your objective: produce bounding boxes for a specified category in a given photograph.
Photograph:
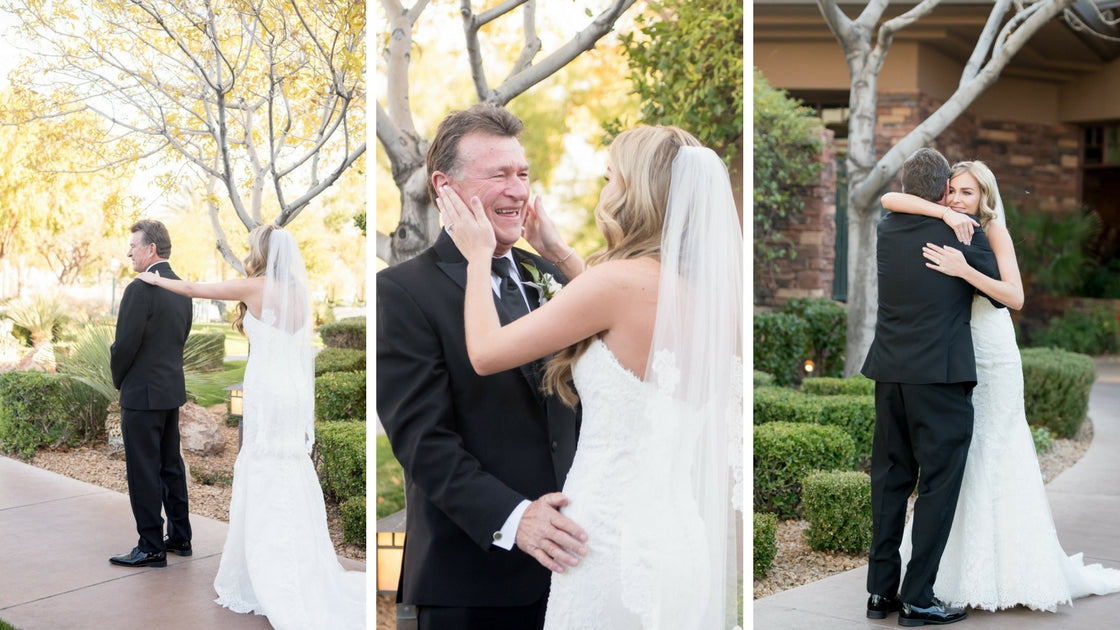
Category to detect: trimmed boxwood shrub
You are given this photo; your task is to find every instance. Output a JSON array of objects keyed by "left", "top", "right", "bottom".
[
  {"left": 315, "top": 347, "right": 366, "bottom": 376},
  {"left": 0, "top": 371, "right": 109, "bottom": 458},
  {"left": 800, "top": 375, "right": 874, "bottom": 397},
  {"left": 318, "top": 316, "right": 366, "bottom": 350},
  {"left": 753, "top": 388, "right": 874, "bottom": 468},
  {"left": 1030, "top": 307, "right": 1119, "bottom": 356},
  {"left": 315, "top": 370, "right": 366, "bottom": 422},
  {"left": 783, "top": 298, "right": 847, "bottom": 378},
  {"left": 314, "top": 420, "right": 366, "bottom": 503},
  {"left": 1021, "top": 347, "right": 1095, "bottom": 438},
  {"left": 754, "top": 312, "right": 808, "bottom": 387},
  {"left": 753, "top": 512, "right": 779, "bottom": 578},
  {"left": 802, "top": 470, "right": 872, "bottom": 553},
  {"left": 184, "top": 331, "right": 225, "bottom": 372},
  {"left": 753, "top": 370, "right": 776, "bottom": 388},
  {"left": 340, "top": 495, "right": 366, "bottom": 544},
  {"left": 754, "top": 421, "right": 855, "bottom": 519}
]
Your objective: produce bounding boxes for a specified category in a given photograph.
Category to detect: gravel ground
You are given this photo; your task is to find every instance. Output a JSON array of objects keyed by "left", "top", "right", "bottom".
[
  {"left": 26, "top": 409, "right": 365, "bottom": 562},
  {"left": 753, "top": 419, "right": 1094, "bottom": 599}
]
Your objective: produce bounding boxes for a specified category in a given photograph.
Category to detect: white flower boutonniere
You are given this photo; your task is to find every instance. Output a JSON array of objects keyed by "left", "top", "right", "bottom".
[{"left": 520, "top": 261, "right": 563, "bottom": 305}]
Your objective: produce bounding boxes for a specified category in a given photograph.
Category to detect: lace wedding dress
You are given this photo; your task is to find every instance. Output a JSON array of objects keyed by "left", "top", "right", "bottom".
[
  {"left": 542, "top": 339, "right": 734, "bottom": 629},
  {"left": 213, "top": 312, "right": 365, "bottom": 629},
  {"left": 903, "top": 295, "right": 1120, "bottom": 611}
]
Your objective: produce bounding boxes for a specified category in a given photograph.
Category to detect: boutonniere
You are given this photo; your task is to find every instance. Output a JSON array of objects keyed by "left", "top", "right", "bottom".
[{"left": 520, "top": 261, "right": 563, "bottom": 305}]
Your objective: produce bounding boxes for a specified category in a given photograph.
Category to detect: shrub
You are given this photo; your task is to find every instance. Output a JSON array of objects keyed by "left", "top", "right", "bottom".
[
  {"left": 802, "top": 470, "right": 872, "bottom": 553},
  {"left": 753, "top": 370, "right": 776, "bottom": 388},
  {"left": 315, "top": 370, "right": 366, "bottom": 422},
  {"left": 313, "top": 421, "right": 366, "bottom": 503},
  {"left": 0, "top": 371, "right": 109, "bottom": 458},
  {"left": 800, "top": 375, "right": 874, "bottom": 397},
  {"left": 754, "top": 312, "right": 809, "bottom": 387},
  {"left": 318, "top": 316, "right": 366, "bottom": 350},
  {"left": 184, "top": 331, "right": 226, "bottom": 373},
  {"left": 783, "top": 298, "right": 847, "bottom": 378},
  {"left": 56, "top": 325, "right": 116, "bottom": 401},
  {"left": 1021, "top": 347, "right": 1095, "bottom": 438},
  {"left": 314, "top": 347, "right": 366, "bottom": 376},
  {"left": 376, "top": 435, "right": 406, "bottom": 519},
  {"left": 754, "top": 421, "right": 855, "bottom": 519},
  {"left": 1030, "top": 307, "right": 1119, "bottom": 356},
  {"left": 340, "top": 495, "right": 367, "bottom": 544},
  {"left": 753, "top": 388, "right": 874, "bottom": 468},
  {"left": 1031, "top": 425, "right": 1053, "bottom": 454},
  {"left": 753, "top": 512, "right": 779, "bottom": 578}
]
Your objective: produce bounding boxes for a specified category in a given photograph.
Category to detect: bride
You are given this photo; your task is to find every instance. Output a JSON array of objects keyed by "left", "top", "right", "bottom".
[
  {"left": 138, "top": 225, "right": 365, "bottom": 629},
  {"left": 882, "top": 160, "right": 1120, "bottom": 611},
  {"left": 439, "top": 125, "right": 743, "bottom": 629}
]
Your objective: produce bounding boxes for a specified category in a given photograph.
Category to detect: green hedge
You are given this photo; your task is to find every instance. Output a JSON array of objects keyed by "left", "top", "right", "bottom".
[
  {"left": 315, "top": 370, "right": 366, "bottom": 422},
  {"left": 318, "top": 316, "right": 366, "bottom": 350},
  {"left": 753, "top": 370, "right": 776, "bottom": 388},
  {"left": 802, "top": 470, "right": 872, "bottom": 553},
  {"left": 783, "top": 298, "right": 847, "bottom": 378},
  {"left": 799, "top": 375, "right": 874, "bottom": 397},
  {"left": 1030, "top": 307, "right": 1119, "bottom": 356},
  {"left": 0, "top": 371, "right": 109, "bottom": 458},
  {"left": 753, "top": 512, "right": 778, "bottom": 578},
  {"left": 340, "top": 496, "right": 366, "bottom": 544},
  {"left": 314, "top": 347, "right": 366, "bottom": 376},
  {"left": 376, "top": 435, "right": 406, "bottom": 519},
  {"left": 1021, "top": 347, "right": 1095, "bottom": 438},
  {"left": 753, "top": 312, "right": 808, "bottom": 387},
  {"left": 754, "top": 421, "right": 855, "bottom": 519},
  {"left": 184, "top": 331, "right": 225, "bottom": 372},
  {"left": 753, "top": 387, "right": 874, "bottom": 468},
  {"left": 314, "top": 421, "right": 366, "bottom": 503}
]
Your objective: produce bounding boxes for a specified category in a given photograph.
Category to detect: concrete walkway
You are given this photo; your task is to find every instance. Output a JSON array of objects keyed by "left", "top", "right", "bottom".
[
  {"left": 753, "top": 357, "right": 1120, "bottom": 629},
  {"left": 0, "top": 457, "right": 365, "bottom": 629}
]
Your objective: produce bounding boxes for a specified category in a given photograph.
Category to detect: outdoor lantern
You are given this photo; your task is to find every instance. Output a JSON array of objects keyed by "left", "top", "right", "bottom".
[
  {"left": 376, "top": 509, "right": 407, "bottom": 595},
  {"left": 225, "top": 382, "right": 244, "bottom": 418},
  {"left": 802, "top": 359, "right": 815, "bottom": 375}
]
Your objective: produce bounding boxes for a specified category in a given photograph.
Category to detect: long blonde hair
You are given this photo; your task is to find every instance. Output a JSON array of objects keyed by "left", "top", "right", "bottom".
[
  {"left": 951, "top": 161, "right": 1001, "bottom": 228},
  {"left": 542, "top": 125, "right": 702, "bottom": 406},
  {"left": 232, "top": 224, "right": 276, "bottom": 335}
]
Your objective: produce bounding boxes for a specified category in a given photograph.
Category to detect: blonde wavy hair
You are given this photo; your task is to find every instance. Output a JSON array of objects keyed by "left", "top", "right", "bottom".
[
  {"left": 951, "top": 160, "right": 1001, "bottom": 228},
  {"left": 542, "top": 125, "right": 702, "bottom": 406},
  {"left": 232, "top": 224, "right": 277, "bottom": 335}
]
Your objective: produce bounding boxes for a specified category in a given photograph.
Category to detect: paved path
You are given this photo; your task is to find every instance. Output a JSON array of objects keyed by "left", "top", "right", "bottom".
[
  {"left": 753, "top": 358, "right": 1120, "bottom": 628},
  {"left": 0, "top": 456, "right": 365, "bottom": 629}
]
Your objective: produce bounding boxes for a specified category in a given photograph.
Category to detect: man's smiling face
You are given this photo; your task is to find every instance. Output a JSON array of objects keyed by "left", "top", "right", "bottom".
[{"left": 446, "top": 133, "right": 530, "bottom": 256}]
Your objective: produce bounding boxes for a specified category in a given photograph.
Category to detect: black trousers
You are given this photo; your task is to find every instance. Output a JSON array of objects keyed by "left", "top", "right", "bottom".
[
  {"left": 120, "top": 407, "right": 192, "bottom": 553},
  {"left": 417, "top": 595, "right": 548, "bottom": 630},
  {"left": 867, "top": 382, "right": 974, "bottom": 606}
]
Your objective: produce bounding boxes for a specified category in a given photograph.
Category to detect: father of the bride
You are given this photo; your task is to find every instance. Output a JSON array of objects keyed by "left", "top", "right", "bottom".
[
  {"left": 861, "top": 147, "right": 1001, "bottom": 626},
  {"left": 377, "top": 102, "right": 583, "bottom": 630}
]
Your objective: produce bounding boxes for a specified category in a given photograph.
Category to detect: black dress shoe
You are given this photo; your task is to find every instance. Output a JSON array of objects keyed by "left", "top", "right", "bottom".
[
  {"left": 867, "top": 593, "right": 902, "bottom": 618},
  {"left": 109, "top": 547, "right": 167, "bottom": 568},
  {"left": 898, "top": 598, "right": 967, "bottom": 627},
  {"left": 163, "top": 537, "right": 192, "bottom": 556}
]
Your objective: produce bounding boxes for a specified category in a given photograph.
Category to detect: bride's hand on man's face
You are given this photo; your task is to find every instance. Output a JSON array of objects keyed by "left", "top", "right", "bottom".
[
  {"left": 522, "top": 195, "right": 565, "bottom": 260},
  {"left": 437, "top": 185, "right": 496, "bottom": 261},
  {"left": 923, "top": 243, "right": 968, "bottom": 278}
]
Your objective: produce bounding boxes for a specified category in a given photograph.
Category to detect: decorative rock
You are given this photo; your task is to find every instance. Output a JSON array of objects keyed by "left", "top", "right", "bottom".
[{"left": 178, "top": 402, "right": 226, "bottom": 456}]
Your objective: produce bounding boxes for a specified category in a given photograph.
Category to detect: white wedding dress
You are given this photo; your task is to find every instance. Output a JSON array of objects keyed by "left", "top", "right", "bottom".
[
  {"left": 213, "top": 312, "right": 365, "bottom": 629},
  {"left": 543, "top": 339, "right": 719, "bottom": 630},
  {"left": 903, "top": 295, "right": 1120, "bottom": 611}
]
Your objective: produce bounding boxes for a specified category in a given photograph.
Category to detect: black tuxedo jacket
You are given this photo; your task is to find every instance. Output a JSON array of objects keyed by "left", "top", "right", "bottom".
[
  {"left": 376, "top": 231, "right": 580, "bottom": 608},
  {"left": 861, "top": 212, "right": 1002, "bottom": 384},
  {"left": 110, "top": 261, "right": 193, "bottom": 410}
]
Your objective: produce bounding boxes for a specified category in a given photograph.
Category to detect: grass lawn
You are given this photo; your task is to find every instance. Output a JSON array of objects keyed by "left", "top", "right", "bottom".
[
  {"left": 376, "top": 435, "right": 406, "bottom": 519},
  {"left": 190, "top": 322, "right": 249, "bottom": 356}
]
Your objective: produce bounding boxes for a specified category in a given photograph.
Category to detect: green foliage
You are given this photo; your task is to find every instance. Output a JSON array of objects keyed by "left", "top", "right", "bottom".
[
  {"left": 1031, "top": 425, "right": 1053, "bottom": 454},
  {"left": 313, "top": 421, "right": 366, "bottom": 503},
  {"left": 609, "top": 0, "right": 743, "bottom": 161},
  {"left": 376, "top": 435, "right": 406, "bottom": 519},
  {"left": 314, "top": 370, "right": 366, "bottom": 422},
  {"left": 2, "top": 294, "right": 70, "bottom": 344},
  {"left": 1078, "top": 259, "right": 1120, "bottom": 299},
  {"left": 184, "top": 331, "right": 225, "bottom": 373},
  {"left": 753, "top": 387, "right": 874, "bottom": 468},
  {"left": 783, "top": 298, "right": 847, "bottom": 378},
  {"left": 315, "top": 347, "right": 366, "bottom": 376},
  {"left": 1021, "top": 347, "right": 1095, "bottom": 438},
  {"left": 753, "top": 69, "right": 823, "bottom": 286},
  {"left": 799, "top": 375, "right": 874, "bottom": 397},
  {"left": 753, "top": 512, "right": 779, "bottom": 579},
  {"left": 802, "top": 470, "right": 873, "bottom": 554},
  {"left": 1029, "top": 307, "right": 1119, "bottom": 356},
  {"left": 753, "top": 312, "right": 809, "bottom": 387},
  {"left": 754, "top": 421, "right": 855, "bottom": 519},
  {"left": 317, "top": 316, "right": 366, "bottom": 350},
  {"left": 56, "top": 324, "right": 116, "bottom": 401},
  {"left": 753, "top": 370, "right": 776, "bottom": 388},
  {"left": 190, "top": 465, "right": 233, "bottom": 486},
  {"left": 340, "top": 495, "right": 366, "bottom": 544},
  {"left": 0, "top": 371, "right": 108, "bottom": 458},
  {"left": 1005, "top": 202, "right": 1098, "bottom": 295}
]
